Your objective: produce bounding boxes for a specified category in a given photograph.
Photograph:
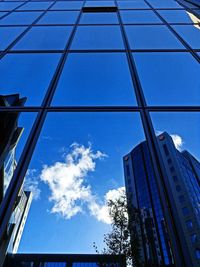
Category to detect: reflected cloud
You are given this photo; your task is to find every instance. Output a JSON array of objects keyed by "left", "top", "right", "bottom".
[
  {"left": 38, "top": 142, "right": 120, "bottom": 224},
  {"left": 24, "top": 169, "right": 41, "bottom": 200}
]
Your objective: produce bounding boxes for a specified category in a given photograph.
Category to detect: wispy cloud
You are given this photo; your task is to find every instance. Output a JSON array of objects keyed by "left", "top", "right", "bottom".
[{"left": 24, "top": 169, "right": 41, "bottom": 200}]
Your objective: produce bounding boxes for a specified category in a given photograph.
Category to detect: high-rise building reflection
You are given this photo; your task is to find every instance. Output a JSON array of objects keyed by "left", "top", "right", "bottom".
[
  {"left": 0, "top": 94, "right": 32, "bottom": 265},
  {"left": 124, "top": 132, "right": 200, "bottom": 266}
]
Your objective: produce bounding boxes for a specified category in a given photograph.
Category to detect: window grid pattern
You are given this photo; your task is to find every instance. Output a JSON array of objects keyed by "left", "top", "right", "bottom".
[{"left": 0, "top": 0, "right": 200, "bottom": 267}]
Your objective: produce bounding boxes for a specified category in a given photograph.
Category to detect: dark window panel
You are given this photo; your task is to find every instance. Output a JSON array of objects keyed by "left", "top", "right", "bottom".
[
  {"left": 125, "top": 25, "right": 184, "bottom": 49},
  {"left": 12, "top": 26, "right": 73, "bottom": 50},
  {"left": 52, "top": 53, "right": 137, "bottom": 106},
  {"left": 71, "top": 26, "right": 124, "bottom": 49}
]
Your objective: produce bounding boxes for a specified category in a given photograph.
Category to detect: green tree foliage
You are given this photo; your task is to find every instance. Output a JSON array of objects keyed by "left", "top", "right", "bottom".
[{"left": 93, "top": 189, "right": 142, "bottom": 267}]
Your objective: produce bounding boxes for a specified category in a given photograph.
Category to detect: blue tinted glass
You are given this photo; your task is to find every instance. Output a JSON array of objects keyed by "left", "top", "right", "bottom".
[
  {"left": 120, "top": 10, "right": 162, "bottom": 23},
  {"left": 13, "top": 26, "right": 72, "bottom": 50},
  {"left": 0, "top": 2, "right": 21, "bottom": 11},
  {"left": 126, "top": 25, "right": 184, "bottom": 49},
  {"left": 80, "top": 12, "right": 118, "bottom": 24},
  {"left": 173, "top": 25, "right": 200, "bottom": 49},
  {"left": 117, "top": 1, "right": 150, "bottom": 9},
  {"left": 0, "top": 11, "right": 42, "bottom": 25},
  {"left": 148, "top": 0, "right": 182, "bottom": 8},
  {"left": 71, "top": 26, "right": 124, "bottom": 49},
  {"left": 0, "top": 26, "right": 26, "bottom": 50},
  {"left": 18, "top": 2, "right": 52, "bottom": 10},
  {"left": 85, "top": 1, "right": 115, "bottom": 7},
  {"left": 38, "top": 11, "right": 79, "bottom": 24},
  {"left": 158, "top": 10, "right": 197, "bottom": 23},
  {"left": 0, "top": 53, "right": 61, "bottom": 105},
  {"left": 0, "top": 12, "right": 7, "bottom": 18},
  {"left": 51, "top": 1, "right": 83, "bottom": 10},
  {"left": 134, "top": 52, "right": 200, "bottom": 105},
  {"left": 53, "top": 53, "right": 137, "bottom": 106}
]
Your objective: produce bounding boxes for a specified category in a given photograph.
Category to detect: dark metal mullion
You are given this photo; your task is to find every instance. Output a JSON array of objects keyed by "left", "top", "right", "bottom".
[
  {"left": 145, "top": 0, "right": 200, "bottom": 63},
  {"left": 0, "top": 1, "right": 58, "bottom": 60},
  {"left": 115, "top": 1, "right": 189, "bottom": 266},
  {"left": 0, "top": 22, "right": 199, "bottom": 27},
  {"left": 0, "top": 106, "right": 200, "bottom": 112}
]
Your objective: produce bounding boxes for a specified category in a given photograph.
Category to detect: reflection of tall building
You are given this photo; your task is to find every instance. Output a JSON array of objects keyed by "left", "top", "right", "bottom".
[
  {"left": 0, "top": 94, "right": 26, "bottom": 201},
  {"left": 124, "top": 132, "right": 200, "bottom": 267},
  {"left": 0, "top": 94, "right": 32, "bottom": 265}
]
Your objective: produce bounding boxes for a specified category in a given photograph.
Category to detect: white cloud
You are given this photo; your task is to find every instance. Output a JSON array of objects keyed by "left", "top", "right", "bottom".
[
  {"left": 170, "top": 134, "right": 184, "bottom": 151},
  {"left": 26, "top": 143, "right": 126, "bottom": 224},
  {"left": 88, "top": 187, "right": 126, "bottom": 224},
  {"left": 40, "top": 143, "right": 110, "bottom": 221},
  {"left": 24, "top": 169, "right": 41, "bottom": 200}
]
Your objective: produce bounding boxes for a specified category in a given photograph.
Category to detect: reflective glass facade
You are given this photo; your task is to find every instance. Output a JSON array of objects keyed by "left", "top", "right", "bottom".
[{"left": 0, "top": 0, "right": 200, "bottom": 266}]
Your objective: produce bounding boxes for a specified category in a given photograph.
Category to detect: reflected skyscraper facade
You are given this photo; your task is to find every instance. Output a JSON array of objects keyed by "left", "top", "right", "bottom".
[
  {"left": 0, "top": 94, "right": 32, "bottom": 266},
  {"left": 124, "top": 132, "right": 200, "bottom": 267}
]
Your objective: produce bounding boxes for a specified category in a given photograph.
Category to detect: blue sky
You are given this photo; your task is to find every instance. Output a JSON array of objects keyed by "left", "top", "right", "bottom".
[{"left": 15, "top": 111, "right": 200, "bottom": 253}]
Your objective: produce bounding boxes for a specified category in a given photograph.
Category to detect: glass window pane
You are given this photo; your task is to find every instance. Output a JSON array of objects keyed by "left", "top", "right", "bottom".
[
  {"left": 0, "top": 11, "right": 42, "bottom": 25},
  {"left": 134, "top": 52, "right": 200, "bottom": 105},
  {"left": 0, "top": 12, "right": 7, "bottom": 19},
  {"left": 85, "top": 1, "right": 116, "bottom": 7},
  {"left": 37, "top": 11, "right": 79, "bottom": 25},
  {"left": 12, "top": 26, "right": 72, "bottom": 50},
  {"left": 0, "top": 53, "right": 61, "bottom": 105},
  {"left": 80, "top": 12, "right": 119, "bottom": 24},
  {"left": 126, "top": 25, "right": 184, "bottom": 49},
  {"left": 117, "top": 1, "right": 150, "bottom": 9},
  {"left": 158, "top": 10, "right": 198, "bottom": 23},
  {"left": 52, "top": 53, "right": 137, "bottom": 106},
  {"left": 51, "top": 1, "right": 83, "bottom": 10},
  {"left": 17, "top": 2, "right": 52, "bottom": 11},
  {"left": 151, "top": 112, "right": 200, "bottom": 159},
  {"left": 148, "top": 0, "right": 182, "bottom": 8},
  {"left": 19, "top": 112, "right": 144, "bottom": 254},
  {"left": 120, "top": 10, "right": 162, "bottom": 23},
  {"left": 173, "top": 25, "right": 200, "bottom": 49},
  {"left": 0, "top": 2, "right": 22, "bottom": 11},
  {"left": 0, "top": 26, "right": 26, "bottom": 50},
  {"left": 71, "top": 26, "right": 124, "bottom": 49}
]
